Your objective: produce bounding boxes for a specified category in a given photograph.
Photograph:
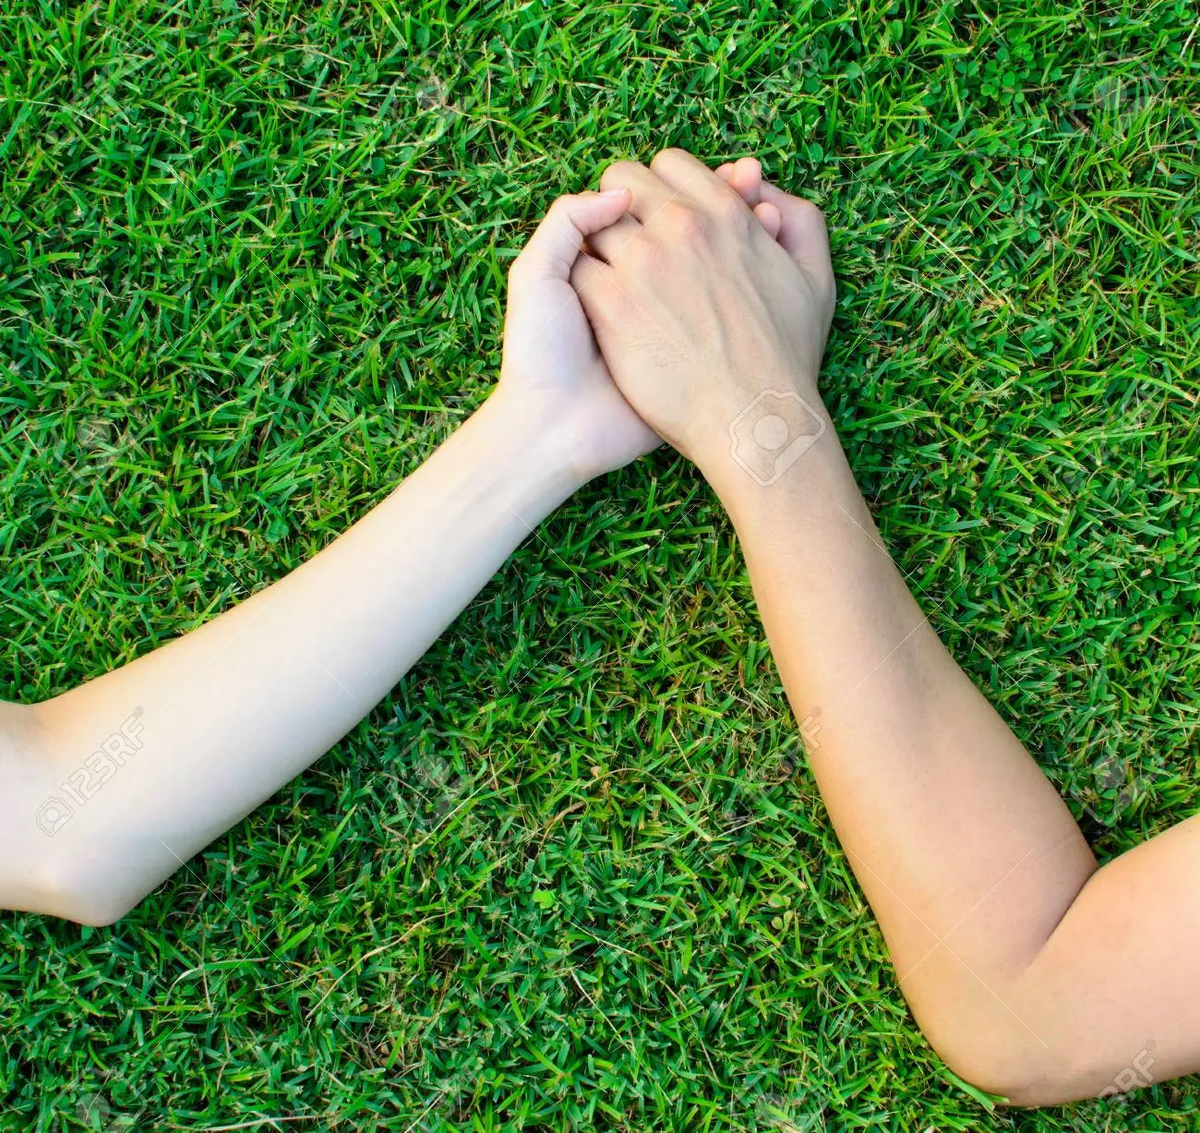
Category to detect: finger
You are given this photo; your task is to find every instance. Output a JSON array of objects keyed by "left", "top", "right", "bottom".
[
  {"left": 649, "top": 147, "right": 750, "bottom": 213},
  {"left": 569, "top": 252, "right": 606, "bottom": 296},
  {"left": 716, "top": 158, "right": 780, "bottom": 238},
  {"left": 599, "top": 160, "right": 674, "bottom": 221},
  {"left": 569, "top": 252, "right": 620, "bottom": 326},
  {"left": 758, "top": 180, "right": 831, "bottom": 276},
  {"left": 753, "top": 201, "right": 782, "bottom": 241},
  {"left": 726, "top": 156, "right": 764, "bottom": 207},
  {"left": 514, "top": 190, "right": 630, "bottom": 283},
  {"left": 585, "top": 214, "right": 641, "bottom": 263}
]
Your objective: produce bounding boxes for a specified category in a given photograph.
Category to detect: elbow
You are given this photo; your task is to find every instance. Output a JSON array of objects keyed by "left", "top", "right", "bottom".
[
  {"left": 14, "top": 702, "right": 152, "bottom": 926},
  {"left": 919, "top": 1007, "right": 1130, "bottom": 1108},
  {"left": 42, "top": 880, "right": 141, "bottom": 928},
  {"left": 930, "top": 1034, "right": 1068, "bottom": 1108},
  {"left": 30, "top": 848, "right": 144, "bottom": 927},
  {"left": 60, "top": 891, "right": 140, "bottom": 929}
]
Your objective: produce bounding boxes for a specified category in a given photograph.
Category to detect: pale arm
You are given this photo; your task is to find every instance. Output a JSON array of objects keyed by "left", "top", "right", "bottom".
[
  {"left": 0, "top": 395, "right": 575, "bottom": 925},
  {"left": 0, "top": 189, "right": 654, "bottom": 926}
]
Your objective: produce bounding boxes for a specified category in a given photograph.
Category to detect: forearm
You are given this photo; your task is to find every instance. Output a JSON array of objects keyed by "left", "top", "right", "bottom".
[
  {"left": 701, "top": 413, "right": 1097, "bottom": 1091},
  {"left": 9, "top": 390, "right": 580, "bottom": 923},
  {"left": 564, "top": 146, "right": 1192, "bottom": 1104}
]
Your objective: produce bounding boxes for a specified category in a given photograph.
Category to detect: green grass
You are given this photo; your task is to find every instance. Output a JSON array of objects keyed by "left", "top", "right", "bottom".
[{"left": 1, "top": 0, "right": 1198, "bottom": 1128}]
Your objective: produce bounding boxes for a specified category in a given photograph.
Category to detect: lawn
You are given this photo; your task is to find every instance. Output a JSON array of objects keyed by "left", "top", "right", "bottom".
[{"left": 1, "top": 0, "right": 1198, "bottom": 1128}]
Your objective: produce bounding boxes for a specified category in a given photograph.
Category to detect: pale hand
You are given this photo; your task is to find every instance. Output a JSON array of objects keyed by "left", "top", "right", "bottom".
[{"left": 497, "top": 191, "right": 660, "bottom": 482}]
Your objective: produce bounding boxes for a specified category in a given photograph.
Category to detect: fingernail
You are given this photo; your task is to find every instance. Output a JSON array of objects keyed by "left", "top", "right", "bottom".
[{"left": 599, "top": 188, "right": 628, "bottom": 197}]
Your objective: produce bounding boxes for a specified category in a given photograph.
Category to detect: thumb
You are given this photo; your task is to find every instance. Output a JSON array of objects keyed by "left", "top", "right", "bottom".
[{"left": 513, "top": 189, "right": 631, "bottom": 283}]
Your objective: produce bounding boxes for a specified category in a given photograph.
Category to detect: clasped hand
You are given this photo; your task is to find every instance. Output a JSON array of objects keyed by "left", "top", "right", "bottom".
[{"left": 496, "top": 149, "right": 837, "bottom": 486}]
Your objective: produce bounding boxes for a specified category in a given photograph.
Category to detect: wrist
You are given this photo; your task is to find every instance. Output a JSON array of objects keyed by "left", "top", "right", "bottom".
[
  {"left": 691, "top": 380, "right": 834, "bottom": 497},
  {"left": 708, "top": 424, "right": 864, "bottom": 563},
  {"left": 469, "top": 385, "right": 590, "bottom": 500}
]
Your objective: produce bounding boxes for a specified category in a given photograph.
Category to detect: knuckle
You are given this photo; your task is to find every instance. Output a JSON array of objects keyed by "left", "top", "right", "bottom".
[
  {"left": 600, "top": 160, "right": 639, "bottom": 191},
  {"left": 507, "top": 252, "right": 531, "bottom": 284},
  {"left": 797, "top": 197, "right": 828, "bottom": 227},
  {"left": 660, "top": 199, "right": 706, "bottom": 238},
  {"left": 541, "top": 195, "right": 576, "bottom": 231},
  {"left": 567, "top": 258, "right": 589, "bottom": 292},
  {"left": 582, "top": 273, "right": 621, "bottom": 320},
  {"left": 598, "top": 272, "right": 626, "bottom": 310},
  {"left": 714, "top": 192, "right": 748, "bottom": 224},
  {"left": 624, "top": 233, "right": 662, "bottom": 272}
]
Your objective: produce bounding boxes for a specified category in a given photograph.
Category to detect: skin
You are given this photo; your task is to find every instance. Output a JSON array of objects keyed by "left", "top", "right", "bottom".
[
  {"left": 574, "top": 147, "right": 1200, "bottom": 1106},
  {"left": 0, "top": 189, "right": 656, "bottom": 926}
]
